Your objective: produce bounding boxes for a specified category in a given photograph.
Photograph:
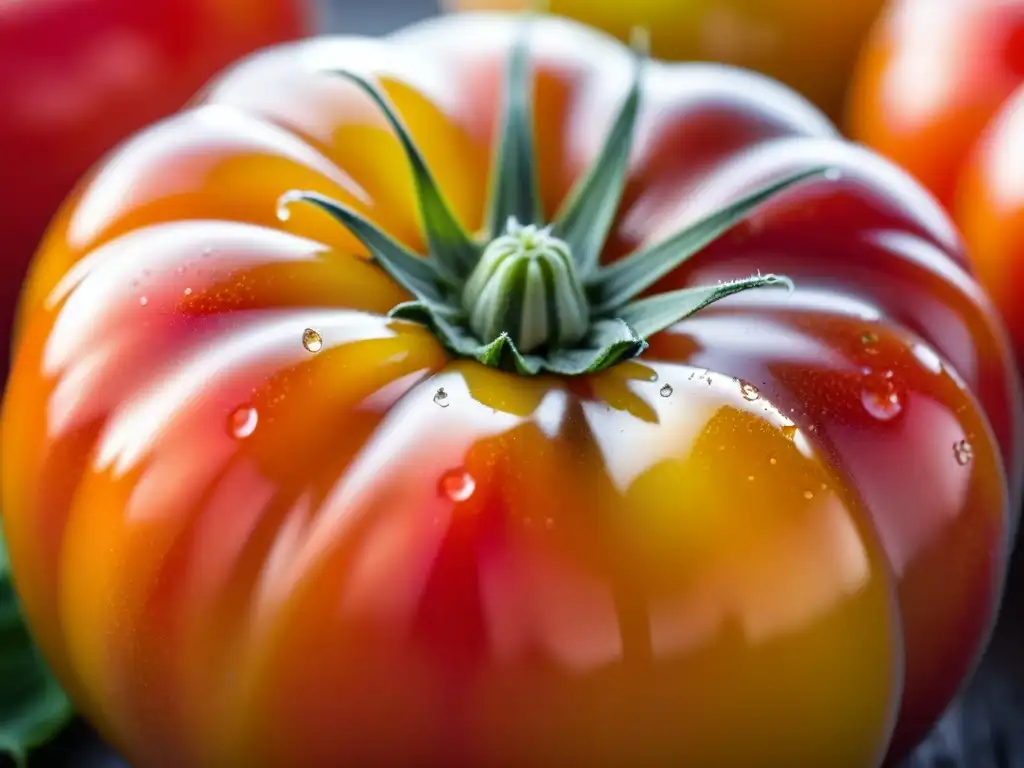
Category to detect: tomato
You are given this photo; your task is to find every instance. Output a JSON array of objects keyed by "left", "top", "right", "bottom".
[
  {"left": 958, "top": 86, "right": 1024, "bottom": 362},
  {"left": 848, "top": 0, "right": 1024, "bottom": 358},
  {"left": 2, "top": 11, "right": 1019, "bottom": 767},
  {"left": 848, "top": 0, "right": 1024, "bottom": 211},
  {"left": 0, "top": 0, "right": 309, "bottom": 372},
  {"left": 447, "top": 0, "right": 886, "bottom": 121}
]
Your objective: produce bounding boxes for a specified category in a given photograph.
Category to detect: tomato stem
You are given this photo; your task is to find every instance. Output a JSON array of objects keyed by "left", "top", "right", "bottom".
[
  {"left": 275, "top": 19, "right": 831, "bottom": 376},
  {"left": 463, "top": 218, "right": 588, "bottom": 353}
]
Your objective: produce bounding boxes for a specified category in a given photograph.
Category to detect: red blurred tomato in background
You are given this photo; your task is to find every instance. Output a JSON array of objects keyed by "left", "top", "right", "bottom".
[
  {"left": 848, "top": 0, "right": 1024, "bottom": 360},
  {"left": 446, "top": 0, "right": 886, "bottom": 122},
  {"left": 0, "top": 0, "right": 309, "bottom": 367}
]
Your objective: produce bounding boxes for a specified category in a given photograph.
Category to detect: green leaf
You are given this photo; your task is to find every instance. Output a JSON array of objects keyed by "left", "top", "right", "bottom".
[
  {"left": 551, "top": 54, "right": 642, "bottom": 276},
  {"left": 392, "top": 298, "right": 644, "bottom": 376},
  {"left": 588, "top": 167, "right": 827, "bottom": 312},
  {"left": 390, "top": 300, "right": 545, "bottom": 375},
  {"left": 281, "top": 191, "right": 452, "bottom": 304},
  {"left": 540, "top": 318, "right": 646, "bottom": 375},
  {"left": 485, "top": 31, "right": 542, "bottom": 235},
  {"left": 332, "top": 70, "right": 480, "bottom": 278},
  {"left": 0, "top": 533, "right": 73, "bottom": 768},
  {"left": 615, "top": 274, "right": 793, "bottom": 338}
]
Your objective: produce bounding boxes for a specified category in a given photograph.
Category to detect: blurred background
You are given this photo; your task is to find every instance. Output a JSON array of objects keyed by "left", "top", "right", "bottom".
[{"left": 3, "top": 0, "right": 1024, "bottom": 766}]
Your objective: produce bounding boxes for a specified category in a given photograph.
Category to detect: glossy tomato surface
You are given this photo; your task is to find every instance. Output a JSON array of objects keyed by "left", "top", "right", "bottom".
[
  {"left": 848, "top": 0, "right": 1024, "bottom": 360},
  {"left": 3, "top": 12, "right": 1020, "bottom": 767},
  {"left": 0, "top": 0, "right": 308, "bottom": 371},
  {"left": 447, "top": 0, "right": 885, "bottom": 121}
]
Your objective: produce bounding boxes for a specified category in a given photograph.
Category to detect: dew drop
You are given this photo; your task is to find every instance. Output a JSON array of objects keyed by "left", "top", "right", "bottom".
[
  {"left": 302, "top": 328, "right": 323, "bottom": 353},
  {"left": 659, "top": 384, "right": 673, "bottom": 398},
  {"left": 803, "top": 490, "right": 815, "bottom": 500},
  {"left": 139, "top": 296, "right": 149, "bottom": 306},
  {"left": 953, "top": 439, "right": 974, "bottom": 466},
  {"left": 781, "top": 424, "right": 797, "bottom": 440},
  {"left": 438, "top": 468, "right": 476, "bottom": 502},
  {"left": 769, "top": 457, "right": 777, "bottom": 465},
  {"left": 860, "top": 331, "right": 879, "bottom": 354},
  {"left": 183, "top": 287, "right": 193, "bottom": 296},
  {"left": 433, "top": 387, "right": 450, "bottom": 407},
  {"left": 824, "top": 168, "right": 843, "bottom": 182},
  {"left": 739, "top": 381, "right": 760, "bottom": 401},
  {"left": 229, "top": 406, "right": 258, "bottom": 439},
  {"left": 861, "top": 375, "right": 903, "bottom": 422},
  {"left": 747, "top": 475, "right": 755, "bottom": 481}
]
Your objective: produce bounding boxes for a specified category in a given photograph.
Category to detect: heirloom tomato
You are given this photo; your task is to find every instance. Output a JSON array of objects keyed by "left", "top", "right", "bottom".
[
  {"left": 447, "top": 0, "right": 886, "bottom": 121},
  {"left": 2, "top": 11, "right": 1021, "bottom": 768},
  {"left": 0, "top": 0, "right": 309, "bottom": 374},
  {"left": 848, "top": 0, "right": 1024, "bottom": 359}
]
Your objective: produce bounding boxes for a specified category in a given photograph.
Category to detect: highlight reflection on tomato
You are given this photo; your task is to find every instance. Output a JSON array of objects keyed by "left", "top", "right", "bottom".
[
  {"left": 0, "top": 0, "right": 309, "bottom": 372},
  {"left": 2, "top": 12, "right": 1020, "bottom": 767}
]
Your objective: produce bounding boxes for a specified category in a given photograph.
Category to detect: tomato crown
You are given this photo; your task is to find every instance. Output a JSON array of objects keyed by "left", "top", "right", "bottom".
[{"left": 278, "top": 17, "right": 824, "bottom": 376}]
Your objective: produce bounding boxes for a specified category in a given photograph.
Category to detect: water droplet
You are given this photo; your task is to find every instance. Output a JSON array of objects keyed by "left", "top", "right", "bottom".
[
  {"left": 953, "top": 439, "right": 974, "bottom": 466},
  {"left": 139, "top": 296, "right": 149, "bottom": 306},
  {"left": 659, "top": 384, "right": 673, "bottom": 398},
  {"left": 302, "top": 328, "right": 323, "bottom": 353},
  {"left": 861, "top": 374, "right": 903, "bottom": 422},
  {"left": 433, "top": 387, "right": 450, "bottom": 407},
  {"left": 739, "top": 381, "right": 760, "bottom": 401},
  {"left": 276, "top": 190, "right": 305, "bottom": 222},
  {"left": 183, "top": 287, "right": 193, "bottom": 296},
  {"left": 861, "top": 331, "right": 879, "bottom": 354},
  {"left": 438, "top": 468, "right": 475, "bottom": 502},
  {"left": 229, "top": 406, "right": 258, "bottom": 439},
  {"left": 781, "top": 424, "right": 797, "bottom": 440},
  {"left": 803, "top": 490, "right": 815, "bottom": 500},
  {"left": 769, "top": 457, "right": 777, "bottom": 465},
  {"left": 824, "top": 168, "right": 843, "bottom": 182},
  {"left": 747, "top": 475, "right": 755, "bottom": 481}
]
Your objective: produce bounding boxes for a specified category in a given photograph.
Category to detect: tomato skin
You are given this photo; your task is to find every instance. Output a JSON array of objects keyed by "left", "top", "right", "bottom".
[
  {"left": 2, "top": 13, "right": 1020, "bottom": 767},
  {"left": 0, "top": 0, "right": 308, "bottom": 370},
  {"left": 447, "top": 0, "right": 886, "bottom": 121}
]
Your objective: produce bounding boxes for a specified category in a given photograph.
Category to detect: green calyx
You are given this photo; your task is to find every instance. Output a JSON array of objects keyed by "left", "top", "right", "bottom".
[{"left": 278, "top": 23, "right": 827, "bottom": 376}]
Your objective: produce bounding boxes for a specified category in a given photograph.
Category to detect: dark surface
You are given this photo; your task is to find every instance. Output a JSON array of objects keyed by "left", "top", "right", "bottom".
[{"left": 10, "top": 0, "right": 1024, "bottom": 765}]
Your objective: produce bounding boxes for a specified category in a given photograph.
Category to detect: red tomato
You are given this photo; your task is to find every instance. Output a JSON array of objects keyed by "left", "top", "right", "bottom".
[
  {"left": 0, "top": 0, "right": 308, "bottom": 369},
  {"left": 3, "top": 12, "right": 1020, "bottom": 767},
  {"left": 848, "top": 0, "right": 1024, "bottom": 359}
]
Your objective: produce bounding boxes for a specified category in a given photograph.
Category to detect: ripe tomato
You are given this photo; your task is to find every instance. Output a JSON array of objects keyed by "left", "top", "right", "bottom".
[
  {"left": 848, "top": 0, "right": 1024, "bottom": 358},
  {"left": 3, "top": 12, "right": 1020, "bottom": 767},
  {"left": 0, "top": 0, "right": 309, "bottom": 371},
  {"left": 447, "top": 0, "right": 886, "bottom": 121}
]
